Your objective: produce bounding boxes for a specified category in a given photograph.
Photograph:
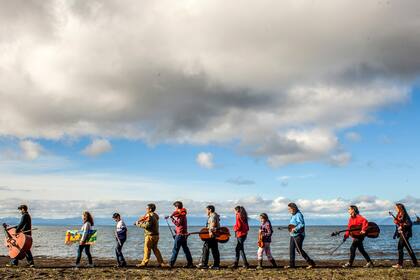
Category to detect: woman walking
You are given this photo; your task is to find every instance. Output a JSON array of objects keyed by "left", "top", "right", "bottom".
[
  {"left": 75, "top": 211, "right": 94, "bottom": 268},
  {"left": 231, "top": 206, "right": 250, "bottom": 268},
  {"left": 392, "top": 203, "right": 418, "bottom": 268}
]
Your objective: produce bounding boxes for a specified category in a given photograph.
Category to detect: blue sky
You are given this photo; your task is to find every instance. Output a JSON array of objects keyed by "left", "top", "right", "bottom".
[{"left": 0, "top": 1, "right": 419, "bottom": 219}]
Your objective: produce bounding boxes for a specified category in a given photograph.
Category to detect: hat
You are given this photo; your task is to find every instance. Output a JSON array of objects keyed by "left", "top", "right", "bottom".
[{"left": 17, "top": 205, "right": 28, "bottom": 211}]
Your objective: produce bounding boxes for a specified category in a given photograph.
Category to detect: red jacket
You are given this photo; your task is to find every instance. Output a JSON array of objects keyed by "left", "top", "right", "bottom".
[
  {"left": 171, "top": 208, "right": 188, "bottom": 235},
  {"left": 233, "top": 213, "right": 249, "bottom": 237},
  {"left": 345, "top": 214, "right": 368, "bottom": 239}
]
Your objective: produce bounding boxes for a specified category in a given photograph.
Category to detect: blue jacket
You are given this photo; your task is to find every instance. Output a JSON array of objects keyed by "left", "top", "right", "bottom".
[{"left": 289, "top": 211, "right": 305, "bottom": 237}]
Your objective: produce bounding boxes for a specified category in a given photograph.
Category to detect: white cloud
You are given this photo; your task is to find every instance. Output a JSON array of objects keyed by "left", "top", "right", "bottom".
[
  {"left": 345, "top": 132, "right": 361, "bottom": 142},
  {"left": 226, "top": 177, "right": 255, "bottom": 186},
  {"left": 19, "top": 140, "right": 44, "bottom": 160},
  {"left": 81, "top": 139, "right": 112, "bottom": 157},
  {"left": 329, "top": 152, "right": 352, "bottom": 167},
  {"left": 0, "top": 1, "right": 417, "bottom": 166},
  {"left": 196, "top": 152, "right": 214, "bottom": 169},
  {"left": 0, "top": 195, "right": 417, "bottom": 219}
]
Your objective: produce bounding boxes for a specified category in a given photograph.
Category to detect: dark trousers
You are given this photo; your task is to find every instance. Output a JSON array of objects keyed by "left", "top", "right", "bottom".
[
  {"left": 235, "top": 236, "right": 248, "bottom": 264},
  {"left": 11, "top": 250, "right": 34, "bottom": 265},
  {"left": 398, "top": 236, "right": 418, "bottom": 266},
  {"left": 201, "top": 238, "right": 220, "bottom": 266},
  {"left": 76, "top": 244, "right": 92, "bottom": 265},
  {"left": 349, "top": 238, "right": 371, "bottom": 264},
  {"left": 115, "top": 239, "right": 126, "bottom": 266},
  {"left": 170, "top": 235, "right": 193, "bottom": 266},
  {"left": 289, "top": 235, "right": 314, "bottom": 267}
]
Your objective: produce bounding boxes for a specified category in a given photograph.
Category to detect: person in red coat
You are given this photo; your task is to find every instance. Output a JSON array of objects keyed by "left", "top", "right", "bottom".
[
  {"left": 231, "top": 206, "right": 250, "bottom": 268},
  {"left": 342, "top": 205, "right": 374, "bottom": 268}
]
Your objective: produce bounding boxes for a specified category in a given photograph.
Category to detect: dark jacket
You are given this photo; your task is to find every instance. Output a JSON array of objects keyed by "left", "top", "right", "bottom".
[
  {"left": 260, "top": 220, "right": 273, "bottom": 243},
  {"left": 393, "top": 212, "right": 412, "bottom": 239},
  {"left": 15, "top": 212, "right": 32, "bottom": 236}
]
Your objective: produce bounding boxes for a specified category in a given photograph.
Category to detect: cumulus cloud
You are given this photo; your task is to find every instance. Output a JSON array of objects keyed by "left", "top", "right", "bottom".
[
  {"left": 81, "top": 139, "right": 112, "bottom": 157},
  {"left": 345, "top": 132, "right": 361, "bottom": 142},
  {"left": 0, "top": 1, "right": 418, "bottom": 166},
  {"left": 0, "top": 195, "right": 417, "bottom": 219},
  {"left": 196, "top": 152, "right": 214, "bottom": 169}
]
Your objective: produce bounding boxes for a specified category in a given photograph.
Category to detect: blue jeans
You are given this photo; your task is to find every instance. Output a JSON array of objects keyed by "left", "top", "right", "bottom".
[
  {"left": 116, "top": 239, "right": 126, "bottom": 266},
  {"left": 170, "top": 235, "right": 193, "bottom": 266},
  {"left": 235, "top": 236, "right": 248, "bottom": 264}
]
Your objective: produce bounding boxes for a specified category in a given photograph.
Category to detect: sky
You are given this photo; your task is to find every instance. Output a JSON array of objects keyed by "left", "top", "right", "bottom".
[{"left": 0, "top": 0, "right": 419, "bottom": 220}]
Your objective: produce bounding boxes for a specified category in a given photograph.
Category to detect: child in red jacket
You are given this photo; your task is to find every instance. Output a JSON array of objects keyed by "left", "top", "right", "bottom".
[
  {"left": 232, "top": 206, "right": 250, "bottom": 268},
  {"left": 342, "top": 205, "right": 374, "bottom": 268}
]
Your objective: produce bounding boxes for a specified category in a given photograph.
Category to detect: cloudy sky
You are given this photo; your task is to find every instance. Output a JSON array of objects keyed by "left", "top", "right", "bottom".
[{"left": 0, "top": 0, "right": 419, "bottom": 220}]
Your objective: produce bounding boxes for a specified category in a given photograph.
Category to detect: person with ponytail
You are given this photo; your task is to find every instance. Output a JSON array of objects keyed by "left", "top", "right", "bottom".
[
  {"left": 231, "top": 206, "right": 250, "bottom": 268},
  {"left": 342, "top": 205, "right": 374, "bottom": 268},
  {"left": 392, "top": 203, "right": 418, "bottom": 268},
  {"left": 257, "top": 213, "right": 277, "bottom": 269}
]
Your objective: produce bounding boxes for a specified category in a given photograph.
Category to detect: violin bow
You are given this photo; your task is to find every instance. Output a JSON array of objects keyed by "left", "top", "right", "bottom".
[
  {"left": 164, "top": 216, "right": 176, "bottom": 240},
  {"left": 388, "top": 211, "right": 416, "bottom": 257}
]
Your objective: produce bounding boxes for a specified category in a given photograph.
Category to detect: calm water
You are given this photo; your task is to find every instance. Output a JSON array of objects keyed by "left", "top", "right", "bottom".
[{"left": 1, "top": 225, "right": 419, "bottom": 261}]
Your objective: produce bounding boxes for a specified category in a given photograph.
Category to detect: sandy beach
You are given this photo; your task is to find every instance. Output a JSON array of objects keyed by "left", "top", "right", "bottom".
[{"left": 0, "top": 256, "right": 419, "bottom": 279}]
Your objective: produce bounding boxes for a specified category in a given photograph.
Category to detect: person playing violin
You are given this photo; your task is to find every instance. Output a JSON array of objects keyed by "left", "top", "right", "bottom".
[
  {"left": 135, "top": 203, "right": 166, "bottom": 267},
  {"left": 5, "top": 204, "right": 34, "bottom": 267},
  {"left": 166, "top": 201, "right": 193, "bottom": 268},
  {"left": 391, "top": 203, "right": 418, "bottom": 268},
  {"left": 285, "top": 203, "right": 315, "bottom": 269},
  {"left": 342, "top": 205, "right": 374, "bottom": 268},
  {"left": 196, "top": 205, "right": 221, "bottom": 269}
]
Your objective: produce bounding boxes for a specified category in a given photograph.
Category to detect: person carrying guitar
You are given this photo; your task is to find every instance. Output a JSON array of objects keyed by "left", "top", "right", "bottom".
[
  {"left": 342, "top": 205, "right": 374, "bottom": 268},
  {"left": 256, "top": 213, "right": 277, "bottom": 269},
  {"left": 391, "top": 203, "right": 418, "bottom": 268},
  {"left": 285, "top": 203, "right": 315, "bottom": 269},
  {"left": 196, "top": 205, "right": 221, "bottom": 269},
  {"left": 5, "top": 204, "right": 35, "bottom": 267}
]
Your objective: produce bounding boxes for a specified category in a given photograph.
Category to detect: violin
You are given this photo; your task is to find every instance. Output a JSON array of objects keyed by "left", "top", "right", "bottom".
[
  {"left": 170, "top": 208, "right": 187, "bottom": 218},
  {"left": 134, "top": 214, "right": 149, "bottom": 226},
  {"left": 331, "top": 222, "right": 380, "bottom": 239},
  {"left": 189, "top": 227, "right": 231, "bottom": 243},
  {"left": 2, "top": 223, "right": 33, "bottom": 260},
  {"left": 257, "top": 230, "right": 264, "bottom": 248}
]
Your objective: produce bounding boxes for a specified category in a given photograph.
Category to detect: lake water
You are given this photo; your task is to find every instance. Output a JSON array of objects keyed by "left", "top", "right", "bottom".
[{"left": 1, "top": 225, "right": 419, "bottom": 261}]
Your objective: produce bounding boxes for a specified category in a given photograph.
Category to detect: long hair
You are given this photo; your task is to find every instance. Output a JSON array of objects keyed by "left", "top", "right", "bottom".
[
  {"left": 349, "top": 205, "right": 359, "bottom": 215},
  {"left": 288, "top": 202, "right": 299, "bottom": 214},
  {"left": 260, "top": 213, "right": 269, "bottom": 222},
  {"left": 396, "top": 203, "right": 408, "bottom": 219},
  {"left": 83, "top": 211, "right": 94, "bottom": 226},
  {"left": 235, "top": 206, "right": 248, "bottom": 224}
]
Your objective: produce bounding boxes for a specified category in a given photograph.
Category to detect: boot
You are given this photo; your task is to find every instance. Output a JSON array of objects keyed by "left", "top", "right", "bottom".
[
  {"left": 256, "top": 260, "right": 263, "bottom": 269},
  {"left": 270, "top": 259, "right": 277, "bottom": 268}
]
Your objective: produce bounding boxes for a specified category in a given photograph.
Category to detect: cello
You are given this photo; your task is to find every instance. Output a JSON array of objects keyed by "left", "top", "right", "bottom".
[
  {"left": 189, "top": 227, "right": 231, "bottom": 243},
  {"left": 2, "top": 223, "right": 33, "bottom": 260},
  {"left": 331, "top": 222, "right": 380, "bottom": 238}
]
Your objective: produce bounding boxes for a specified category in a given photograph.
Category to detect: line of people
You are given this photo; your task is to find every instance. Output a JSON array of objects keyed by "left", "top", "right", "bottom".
[{"left": 3, "top": 202, "right": 418, "bottom": 269}]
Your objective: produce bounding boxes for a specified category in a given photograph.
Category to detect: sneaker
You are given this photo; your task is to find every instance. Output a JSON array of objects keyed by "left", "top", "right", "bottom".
[
  {"left": 88, "top": 263, "right": 94, "bottom": 268},
  {"left": 342, "top": 262, "right": 352, "bottom": 268},
  {"left": 5, "top": 263, "right": 17, "bottom": 267},
  {"left": 306, "top": 264, "right": 315, "bottom": 269},
  {"left": 29, "top": 264, "right": 35, "bottom": 268},
  {"left": 136, "top": 262, "right": 147, "bottom": 268},
  {"left": 284, "top": 265, "right": 295, "bottom": 269},
  {"left": 242, "top": 263, "right": 250, "bottom": 269},
  {"left": 230, "top": 262, "right": 239, "bottom": 268},
  {"left": 183, "top": 263, "right": 194, "bottom": 268},
  {"left": 210, "top": 265, "right": 220, "bottom": 270},
  {"left": 392, "top": 264, "right": 402, "bottom": 269},
  {"left": 158, "top": 263, "right": 169, "bottom": 268},
  {"left": 196, "top": 263, "right": 208, "bottom": 269},
  {"left": 365, "top": 262, "right": 374, "bottom": 268},
  {"left": 74, "top": 264, "right": 80, "bottom": 270}
]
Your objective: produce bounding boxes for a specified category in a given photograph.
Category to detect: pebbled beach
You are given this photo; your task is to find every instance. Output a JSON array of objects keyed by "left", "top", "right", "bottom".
[{"left": 1, "top": 256, "right": 419, "bottom": 279}]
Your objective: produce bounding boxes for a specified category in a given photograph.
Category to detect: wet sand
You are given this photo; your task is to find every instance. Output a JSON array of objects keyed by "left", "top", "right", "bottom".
[{"left": 0, "top": 256, "right": 419, "bottom": 279}]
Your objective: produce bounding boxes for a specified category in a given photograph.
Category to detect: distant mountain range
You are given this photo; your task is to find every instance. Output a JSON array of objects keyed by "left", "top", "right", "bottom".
[{"left": 0, "top": 215, "right": 399, "bottom": 226}]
